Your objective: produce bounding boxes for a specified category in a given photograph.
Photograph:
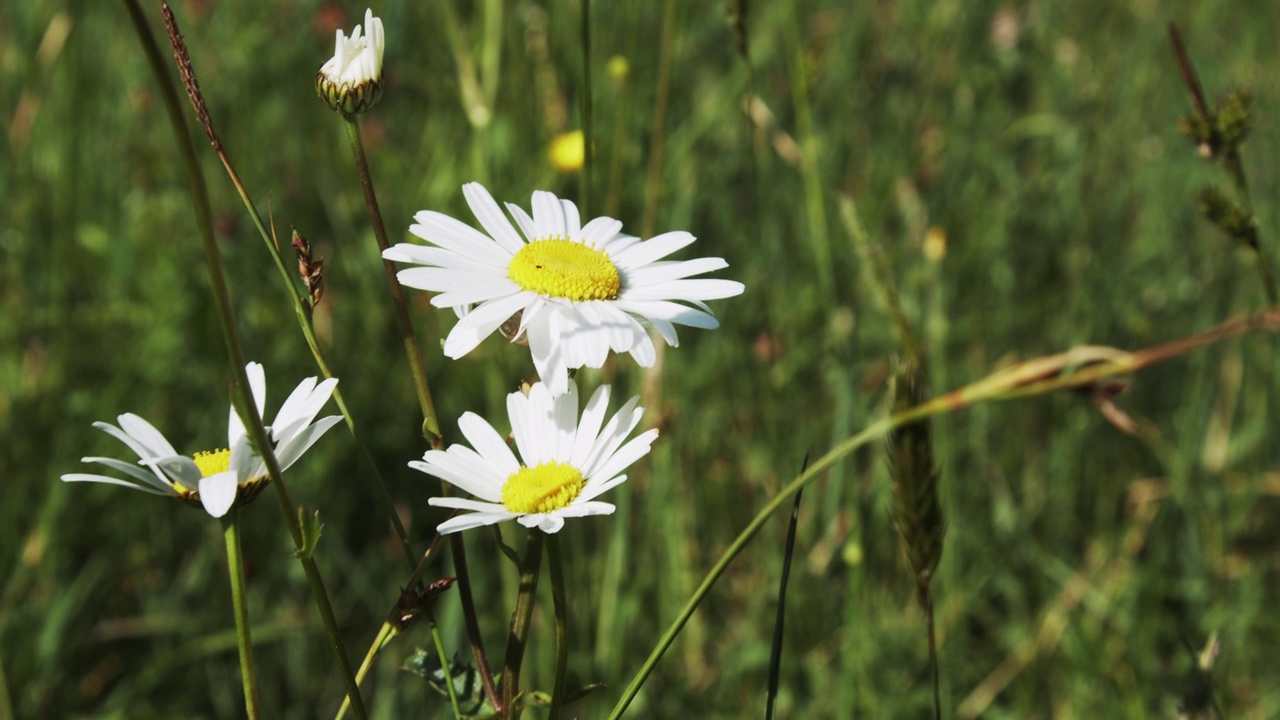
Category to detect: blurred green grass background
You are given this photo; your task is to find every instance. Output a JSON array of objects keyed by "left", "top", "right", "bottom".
[{"left": 4, "top": 1, "right": 1280, "bottom": 717}]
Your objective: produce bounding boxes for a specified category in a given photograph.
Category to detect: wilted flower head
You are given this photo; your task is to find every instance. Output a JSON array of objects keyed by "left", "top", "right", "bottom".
[
  {"left": 414, "top": 381, "right": 657, "bottom": 534},
  {"left": 384, "top": 182, "right": 745, "bottom": 396},
  {"left": 316, "top": 8, "right": 385, "bottom": 115},
  {"left": 61, "top": 363, "right": 341, "bottom": 518}
]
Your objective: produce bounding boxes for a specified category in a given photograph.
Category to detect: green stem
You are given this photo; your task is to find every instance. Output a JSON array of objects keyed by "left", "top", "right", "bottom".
[
  {"left": 333, "top": 621, "right": 395, "bottom": 720},
  {"left": 140, "top": 5, "right": 368, "bottom": 717},
  {"left": 143, "top": 1, "right": 418, "bottom": 569},
  {"left": 221, "top": 508, "right": 262, "bottom": 720},
  {"left": 341, "top": 114, "right": 441, "bottom": 443},
  {"left": 429, "top": 610, "right": 465, "bottom": 720},
  {"left": 501, "top": 533, "right": 545, "bottom": 720},
  {"left": 547, "top": 535, "right": 569, "bottom": 720}
]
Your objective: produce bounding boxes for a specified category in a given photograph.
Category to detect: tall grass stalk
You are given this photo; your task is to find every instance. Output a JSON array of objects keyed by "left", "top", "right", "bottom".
[
  {"left": 888, "top": 359, "right": 945, "bottom": 720},
  {"left": 607, "top": 306, "right": 1280, "bottom": 718},
  {"left": 136, "top": 3, "right": 368, "bottom": 716}
]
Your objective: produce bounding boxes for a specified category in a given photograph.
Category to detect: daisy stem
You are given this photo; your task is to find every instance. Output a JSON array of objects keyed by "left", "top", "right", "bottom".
[
  {"left": 340, "top": 114, "right": 441, "bottom": 443},
  {"left": 218, "top": 507, "right": 261, "bottom": 717},
  {"left": 221, "top": 508, "right": 262, "bottom": 720},
  {"left": 546, "top": 535, "right": 570, "bottom": 720},
  {"left": 501, "top": 532, "right": 545, "bottom": 720},
  {"left": 142, "top": 5, "right": 369, "bottom": 718},
  {"left": 339, "top": 114, "right": 498, "bottom": 713},
  {"left": 606, "top": 305, "right": 1280, "bottom": 719},
  {"left": 141, "top": 1, "right": 418, "bottom": 571}
]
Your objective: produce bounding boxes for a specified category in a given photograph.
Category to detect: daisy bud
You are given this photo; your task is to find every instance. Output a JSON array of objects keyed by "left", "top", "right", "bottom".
[{"left": 316, "top": 8, "right": 385, "bottom": 115}]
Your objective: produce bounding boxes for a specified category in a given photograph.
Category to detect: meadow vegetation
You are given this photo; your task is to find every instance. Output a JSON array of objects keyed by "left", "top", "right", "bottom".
[{"left": 3, "top": 1, "right": 1279, "bottom": 717}]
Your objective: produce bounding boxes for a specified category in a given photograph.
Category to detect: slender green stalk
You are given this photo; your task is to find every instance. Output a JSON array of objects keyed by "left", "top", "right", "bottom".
[
  {"left": 502, "top": 533, "right": 545, "bottom": 720},
  {"left": 221, "top": 508, "right": 262, "bottom": 720},
  {"left": 429, "top": 610, "right": 465, "bottom": 720},
  {"left": 146, "top": 0, "right": 417, "bottom": 569},
  {"left": 334, "top": 621, "right": 395, "bottom": 720},
  {"left": 547, "top": 535, "right": 569, "bottom": 720},
  {"left": 578, "top": 0, "right": 593, "bottom": 216},
  {"left": 339, "top": 120, "right": 498, "bottom": 710},
  {"left": 140, "top": 5, "right": 368, "bottom": 717},
  {"left": 341, "top": 114, "right": 441, "bottom": 443},
  {"left": 606, "top": 306, "right": 1280, "bottom": 718}
]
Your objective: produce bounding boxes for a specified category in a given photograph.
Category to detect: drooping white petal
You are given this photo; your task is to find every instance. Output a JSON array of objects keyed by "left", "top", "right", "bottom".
[
  {"left": 117, "top": 414, "right": 179, "bottom": 459},
  {"left": 198, "top": 471, "right": 239, "bottom": 518},
  {"left": 61, "top": 473, "right": 173, "bottom": 495},
  {"left": 274, "top": 415, "right": 343, "bottom": 471}
]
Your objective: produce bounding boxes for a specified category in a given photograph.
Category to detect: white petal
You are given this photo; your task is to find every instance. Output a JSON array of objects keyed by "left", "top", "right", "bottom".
[
  {"left": 116, "top": 414, "right": 178, "bottom": 458},
  {"left": 384, "top": 243, "right": 501, "bottom": 273},
  {"left": 198, "top": 471, "right": 239, "bottom": 518},
  {"left": 624, "top": 257, "right": 729, "bottom": 285},
  {"left": 577, "top": 475, "right": 629, "bottom": 504},
  {"left": 274, "top": 415, "right": 342, "bottom": 470},
  {"left": 60, "top": 473, "right": 173, "bottom": 496},
  {"left": 580, "top": 217, "right": 624, "bottom": 249},
  {"left": 77, "top": 456, "right": 175, "bottom": 493},
  {"left": 620, "top": 278, "right": 746, "bottom": 302},
  {"left": 531, "top": 191, "right": 566, "bottom": 239},
  {"left": 613, "top": 299, "right": 720, "bottom": 329},
  {"left": 442, "top": 292, "right": 536, "bottom": 359},
  {"left": 409, "top": 211, "right": 514, "bottom": 267},
  {"left": 436, "top": 510, "right": 517, "bottom": 535},
  {"left": 525, "top": 309, "right": 569, "bottom": 397},
  {"left": 229, "top": 362, "right": 268, "bottom": 447},
  {"left": 580, "top": 395, "right": 643, "bottom": 476},
  {"left": 611, "top": 231, "right": 697, "bottom": 268},
  {"left": 145, "top": 454, "right": 203, "bottom": 491},
  {"left": 550, "top": 382, "right": 580, "bottom": 461},
  {"left": 428, "top": 497, "right": 510, "bottom": 513},
  {"left": 561, "top": 198, "right": 581, "bottom": 240},
  {"left": 504, "top": 202, "right": 537, "bottom": 241},
  {"left": 556, "top": 500, "right": 616, "bottom": 519},
  {"left": 463, "top": 183, "right": 528, "bottom": 254},
  {"left": 585, "top": 429, "right": 658, "bottom": 490},
  {"left": 458, "top": 413, "right": 521, "bottom": 475},
  {"left": 521, "top": 513, "right": 565, "bottom": 534},
  {"left": 570, "top": 385, "right": 612, "bottom": 468},
  {"left": 411, "top": 446, "right": 505, "bottom": 502}
]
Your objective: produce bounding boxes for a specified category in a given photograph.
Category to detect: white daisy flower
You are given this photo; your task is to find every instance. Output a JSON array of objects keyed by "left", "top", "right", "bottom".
[
  {"left": 61, "top": 363, "right": 342, "bottom": 518},
  {"left": 316, "top": 8, "right": 385, "bottom": 115},
  {"left": 415, "top": 381, "right": 657, "bottom": 535},
  {"left": 383, "top": 182, "right": 746, "bottom": 396}
]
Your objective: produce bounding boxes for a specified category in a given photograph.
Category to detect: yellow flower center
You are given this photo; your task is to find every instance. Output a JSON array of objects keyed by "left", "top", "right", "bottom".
[
  {"left": 193, "top": 449, "right": 231, "bottom": 478},
  {"left": 501, "top": 461, "right": 585, "bottom": 515},
  {"left": 508, "top": 238, "right": 621, "bottom": 301}
]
